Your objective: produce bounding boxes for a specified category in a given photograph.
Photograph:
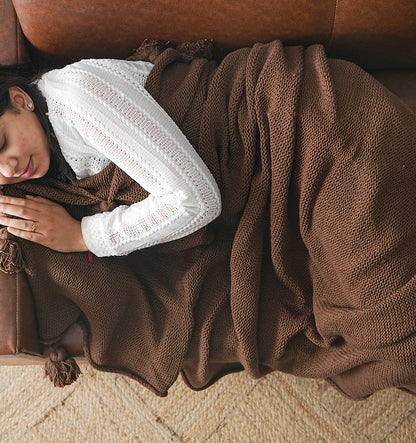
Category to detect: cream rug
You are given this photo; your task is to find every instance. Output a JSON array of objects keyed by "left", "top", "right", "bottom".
[{"left": 1, "top": 363, "right": 416, "bottom": 442}]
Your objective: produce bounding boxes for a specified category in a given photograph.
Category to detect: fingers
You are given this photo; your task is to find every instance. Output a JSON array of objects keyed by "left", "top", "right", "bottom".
[
  {"left": 0, "top": 197, "right": 41, "bottom": 221},
  {"left": 1, "top": 194, "right": 52, "bottom": 203},
  {"left": 0, "top": 215, "right": 41, "bottom": 235},
  {"left": 6, "top": 225, "right": 44, "bottom": 244},
  {"left": 0, "top": 195, "right": 56, "bottom": 208},
  {"left": 0, "top": 194, "right": 85, "bottom": 253},
  {"left": 0, "top": 196, "right": 48, "bottom": 237}
]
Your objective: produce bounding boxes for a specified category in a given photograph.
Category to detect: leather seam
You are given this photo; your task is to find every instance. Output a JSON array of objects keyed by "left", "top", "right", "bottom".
[
  {"left": 14, "top": 5, "right": 21, "bottom": 62},
  {"left": 328, "top": 0, "right": 339, "bottom": 49},
  {"left": 12, "top": 275, "right": 19, "bottom": 355},
  {"left": 16, "top": 23, "right": 20, "bottom": 62},
  {"left": 15, "top": 273, "right": 19, "bottom": 354}
]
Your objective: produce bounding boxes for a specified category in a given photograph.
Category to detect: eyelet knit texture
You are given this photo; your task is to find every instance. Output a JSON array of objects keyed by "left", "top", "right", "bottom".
[{"left": 36, "top": 59, "right": 221, "bottom": 256}]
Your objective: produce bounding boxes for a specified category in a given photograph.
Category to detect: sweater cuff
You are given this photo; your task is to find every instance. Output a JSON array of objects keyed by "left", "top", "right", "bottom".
[{"left": 81, "top": 214, "right": 114, "bottom": 257}]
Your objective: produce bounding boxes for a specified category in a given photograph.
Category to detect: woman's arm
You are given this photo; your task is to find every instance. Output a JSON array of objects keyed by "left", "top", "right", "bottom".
[{"left": 40, "top": 59, "right": 221, "bottom": 256}]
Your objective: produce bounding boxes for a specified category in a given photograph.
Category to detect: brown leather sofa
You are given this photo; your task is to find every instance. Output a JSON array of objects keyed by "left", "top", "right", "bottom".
[{"left": 0, "top": 0, "right": 415, "bottom": 365}]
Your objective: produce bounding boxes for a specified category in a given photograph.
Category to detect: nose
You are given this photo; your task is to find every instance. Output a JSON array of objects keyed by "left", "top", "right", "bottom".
[{"left": 0, "top": 158, "right": 19, "bottom": 178}]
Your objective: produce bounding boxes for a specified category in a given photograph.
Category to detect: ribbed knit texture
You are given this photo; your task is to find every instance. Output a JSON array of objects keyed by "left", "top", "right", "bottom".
[{"left": 3, "top": 40, "right": 416, "bottom": 399}]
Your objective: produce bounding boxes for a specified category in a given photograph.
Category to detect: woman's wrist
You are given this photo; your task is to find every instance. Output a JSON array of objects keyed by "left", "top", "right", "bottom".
[{"left": 75, "top": 221, "right": 89, "bottom": 252}]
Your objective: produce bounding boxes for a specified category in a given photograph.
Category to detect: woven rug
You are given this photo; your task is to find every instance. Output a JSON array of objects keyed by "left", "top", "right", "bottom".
[{"left": 1, "top": 364, "right": 416, "bottom": 442}]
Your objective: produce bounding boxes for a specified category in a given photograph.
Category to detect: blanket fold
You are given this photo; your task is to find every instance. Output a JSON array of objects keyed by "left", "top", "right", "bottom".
[{"left": 2, "top": 40, "right": 416, "bottom": 400}]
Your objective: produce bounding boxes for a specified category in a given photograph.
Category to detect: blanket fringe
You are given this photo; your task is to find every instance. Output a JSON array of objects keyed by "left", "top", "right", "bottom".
[
  {"left": 127, "top": 38, "right": 215, "bottom": 63},
  {"left": 0, "top": 228, "right": 23, "bottom": 274},
  {"left": 45, "top": 346, "right": 81, "bottom": 387}
]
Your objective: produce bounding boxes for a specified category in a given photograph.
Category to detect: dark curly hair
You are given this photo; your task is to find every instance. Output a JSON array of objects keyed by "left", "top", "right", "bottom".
[{"left": 0, "top": 63, "right": 77, "bottom": 184}]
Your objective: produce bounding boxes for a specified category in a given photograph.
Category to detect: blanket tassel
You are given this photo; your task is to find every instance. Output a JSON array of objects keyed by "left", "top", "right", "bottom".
[
  {"left": 0, "top": 233, "right": 23, "bottom": 274},
  {"left": 45, "top": 346, "right": 81, "bottom": 387}
]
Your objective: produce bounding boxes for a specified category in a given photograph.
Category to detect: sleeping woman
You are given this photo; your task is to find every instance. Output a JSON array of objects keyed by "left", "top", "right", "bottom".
[
  {"left": 0, "top": 57, "right": 221, "bottom": 256},
  {"left": 0, "top": 40, "right": 415, "bottom": 400}
]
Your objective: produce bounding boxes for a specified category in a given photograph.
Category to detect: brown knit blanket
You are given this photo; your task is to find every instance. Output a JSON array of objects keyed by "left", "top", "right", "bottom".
[{"left": 2, "top": 40, "right": 416, "bottom": 400}]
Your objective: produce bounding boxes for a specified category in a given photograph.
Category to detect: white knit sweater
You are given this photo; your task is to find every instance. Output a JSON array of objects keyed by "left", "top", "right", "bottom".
[{"left": 36, "top": 59, "right": 221, "bottom": 257}]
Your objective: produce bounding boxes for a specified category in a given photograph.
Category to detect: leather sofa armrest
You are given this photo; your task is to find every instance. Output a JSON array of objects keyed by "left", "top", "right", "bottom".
[
  {"left": 0, "top": 0, "right": 29, "bottom": 66},
  {"left": 0, "top": 270, "right": 43, "bottom": 361}
]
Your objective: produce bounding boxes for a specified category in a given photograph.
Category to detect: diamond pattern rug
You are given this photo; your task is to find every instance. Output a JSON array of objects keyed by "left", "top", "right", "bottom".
[{"left": 1, "top": 363, "right": 416, "bottom": 442}]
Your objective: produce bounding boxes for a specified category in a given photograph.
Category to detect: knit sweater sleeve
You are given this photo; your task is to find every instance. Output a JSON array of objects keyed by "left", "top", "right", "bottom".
[{"left": 39, "top": 59, "right": 221, "bottom": 257}]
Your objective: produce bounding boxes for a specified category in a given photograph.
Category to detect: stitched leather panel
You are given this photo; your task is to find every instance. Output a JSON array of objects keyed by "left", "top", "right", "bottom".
[
  {"left": 329, "top": 0, "right": 416, "bottom": 69},
  {"left": 17, "top": 272, "right": 43, "bottom": 356},
  {"left": 0, "top": 0, "right": 28, "bottom": 65},
  {"left": 0, "top": 271, "right": 43, "bottom": 356},
  {"left": 0, "top": 272, "right": 17, "bottom": 354},
  {"left": 13, "top": 0, "right": 336, "bottom": 62}
]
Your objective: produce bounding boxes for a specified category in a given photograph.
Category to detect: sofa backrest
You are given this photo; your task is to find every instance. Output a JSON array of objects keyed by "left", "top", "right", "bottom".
[
  {"left": 0, "top": 0, "right": 28, "bottom": 65},
  {"left": 2, "top": 0, "right": 416, "bottom": 70}
]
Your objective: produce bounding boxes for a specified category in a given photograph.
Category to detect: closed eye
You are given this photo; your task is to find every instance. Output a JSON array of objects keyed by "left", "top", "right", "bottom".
[{"left": 0, "top": 137, "right": 7, "bottom": 153}]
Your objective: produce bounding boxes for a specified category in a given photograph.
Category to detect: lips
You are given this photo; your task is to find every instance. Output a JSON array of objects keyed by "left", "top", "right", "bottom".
[{"left": 20, "top": 158, "right": 34, "bottom": 178}]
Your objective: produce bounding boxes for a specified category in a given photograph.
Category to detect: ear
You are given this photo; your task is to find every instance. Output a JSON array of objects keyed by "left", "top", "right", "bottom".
[{"left": 8, "top": 86, "right": 34, "bottom": 111}]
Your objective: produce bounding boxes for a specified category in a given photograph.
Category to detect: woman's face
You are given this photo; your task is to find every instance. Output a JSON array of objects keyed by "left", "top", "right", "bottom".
[{"left": 0, "top": 86, "right": 50, "bottom": 185}]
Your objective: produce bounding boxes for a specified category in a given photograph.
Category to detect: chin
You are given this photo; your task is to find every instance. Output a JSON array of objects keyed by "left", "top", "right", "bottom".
[{"left": 35, "top": 162, "right": 51, "bottom": 179}]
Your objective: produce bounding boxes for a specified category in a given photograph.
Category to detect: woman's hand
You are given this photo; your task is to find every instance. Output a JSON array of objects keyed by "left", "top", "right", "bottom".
[{"left": 0, "top": 195, "right": 88, "bottom": 253}]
